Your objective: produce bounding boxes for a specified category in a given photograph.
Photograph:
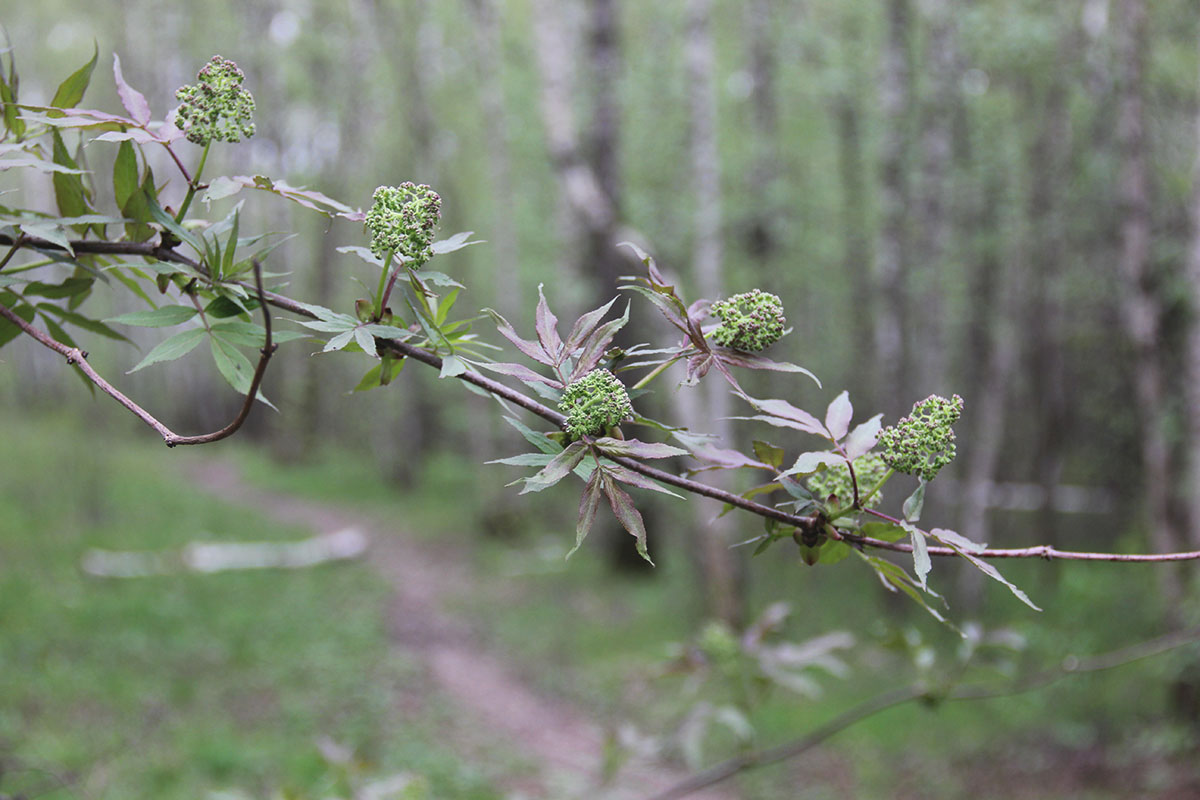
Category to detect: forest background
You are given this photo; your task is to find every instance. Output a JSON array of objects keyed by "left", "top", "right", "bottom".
[{"left": 3, "top": 0, "right": 1200, "bottom": 798}]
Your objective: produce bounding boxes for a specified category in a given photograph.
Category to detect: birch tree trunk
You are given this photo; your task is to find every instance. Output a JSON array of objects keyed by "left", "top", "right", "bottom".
[
  {"left": 466, "top": 0, "right": 521, "bottom": 322},
  {"left": 1114, "top": 0, "right": 1182, "bottom": 606},
  {"left": 680, "top": 0, "right": 743, "bottom": 625}
]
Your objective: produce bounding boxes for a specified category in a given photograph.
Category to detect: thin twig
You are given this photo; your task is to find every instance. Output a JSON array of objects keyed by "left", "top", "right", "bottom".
[
  {"left": 0, "top": 234, "right": 25, "bottom": 272},
  {"left": 7, "top": 234, "right": 1200, "bottom": 562},
  {"left": 645, "top": 626, "right": 1200, "bottom": 800},
  {"left": 0, "top": 261, "right": 276, "bottom": 447}
]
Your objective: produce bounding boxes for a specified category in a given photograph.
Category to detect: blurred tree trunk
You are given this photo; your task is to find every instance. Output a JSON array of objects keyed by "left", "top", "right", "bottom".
[
  {"left": 1026, "top": 76, "right": 1071, "bottom": 545},
  {"left": 742, "top": 0, "right": 780, "bottom": 261},
  {"left": 1114, "top": 0, "right": 1182, "bottom": 607},
  {"left": 1185, "top": 27, "right": 1200, "bottom": 553},
  {"left": 466, "top": 0, "right": 521, "bottom": 322},
  {"left": 465, "top": 0, "right": 523, "bottom": 475},
  {"left": 912, "top": 0, "right": 959, "bottom": 396},
  {"left": 679, "top": 0, "right": 743, "bottom": 626},
  {"left": 831, "top": 10, "right": 872, "bottom": 401},
  {"left": 873, "top": 0, "right": 913, "bottom": 416}
]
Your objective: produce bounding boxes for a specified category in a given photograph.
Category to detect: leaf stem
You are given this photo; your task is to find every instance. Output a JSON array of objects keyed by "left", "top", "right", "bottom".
[
  {"left": 631, "top": 355, "right": 684, "bottom": 390},
  {"left": 373, "top": 249, "right": 396, "bottom": 319},
  {"left": 174, "top": 140, "right": 210, "bottom": 222}
]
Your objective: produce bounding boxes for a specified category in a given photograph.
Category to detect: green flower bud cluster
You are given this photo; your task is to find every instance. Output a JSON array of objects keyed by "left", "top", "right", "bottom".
[
  {"left": 365, "top": 182, "right": 442, "bottom": 262},
  {"left": 878, "top": 394, "right": 964, "bottom": 481},
  {"left": 558, "top": 369, "right": 633, "bottom": 440},
  {"left": 807, "top": 453, "right": 889, "bottom": 511},
  {"left": 174, "top": 56, "right": 256, "bottom": 145},
  {"left": 710, "top": 289, "right": 786, "bottom": 352}
]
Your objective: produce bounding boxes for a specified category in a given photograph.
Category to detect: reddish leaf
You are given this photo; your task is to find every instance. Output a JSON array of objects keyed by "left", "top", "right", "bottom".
[
  {"left": 744, "top": 395, "right": 829, "bottom": 438},
  {"left": 484, "top": 308, "right": 553, "bottom": 366},
  {"left": 825, "top": 391, "right": 853, "bottom": 441},
  {"left": 568, "top": 468, "right": 604, "bottom": 559},
  {"left": 570, "top": 302, "right": 629, "bottom": 379},
  {"left": 474, "top": 360, "right": 563, "bottom": 388},
  {"left": 844, "top": 414, "right": 882, "bottom": 459},
  {"left": 716, "top": 350, "right": 821, "bottom": 386},
  {"left": 688, "top": 442, "right": 772, "bottom": 471},
  {"left": 601, "top": 463, "right": 684, "bottom": 498},
  {"left": 563, "top": 296, "right": 618, "bottom": 353},
  {"left": 593, "top": 437, "right": 688, "bottom": 459},
  {"left": 534, "top": 284, "right": 563, "bottom": 361},
  {"left": 112, "top": 54, "right": 150, "bottom": 126},
  {"left": 602, "top": 473, "right": 654, "bottom": 564}
]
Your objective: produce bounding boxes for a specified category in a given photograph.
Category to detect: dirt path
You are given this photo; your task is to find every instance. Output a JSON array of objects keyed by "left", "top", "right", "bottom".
[{"left": 189, "top": 461, "right": 737, "bottom": 800}]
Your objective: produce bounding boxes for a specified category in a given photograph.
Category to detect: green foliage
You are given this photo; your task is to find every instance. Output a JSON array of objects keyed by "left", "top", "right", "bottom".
[
  {"left": 0, "top": 415, "right": 501, "bottom": 800},
  {"left": 173, "top": 55, "right": 256, "bottom": 145},
  {"left": 807, "top": 452, "right": 888, "bottom": 512}
]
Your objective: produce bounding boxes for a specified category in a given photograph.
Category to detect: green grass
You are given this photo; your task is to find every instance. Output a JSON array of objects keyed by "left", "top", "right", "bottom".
[
  {"left": 7, "top": 404, "right": 1195, "bottom": 799},
  {"left": 226, "top": 431, "right": 1200, "bottom": 799},
  {"left": 0, "top": 412, "right": 502, "bottom": 800}
]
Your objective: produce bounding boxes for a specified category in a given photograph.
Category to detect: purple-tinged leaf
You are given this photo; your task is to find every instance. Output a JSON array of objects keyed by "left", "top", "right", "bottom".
[
  {"left": 484, "top": 308, "right": 553, "bottom": 365},
  {"left": 684, "top": 353, "right": 713, "bottom": 385},
  {"left": 568, "top": 468, "right": 604, "bottom": 558},
  {"left": 593, "top": 437, "right": 688, "bottom": 459},
  {"left": 785, "top": 451, "right": 845, "bottom": 477},
  {"left": 112, "top": 54, "right": 150, "bottom": 126},
  {"left": 688, "top": 443, "right": 772, "bottom": 471},
  {"left": 712, "top": 351, "right": 820, "bottom": 386},
  {"left": 534, "top": 284, "right": 563, "bottom": 361},
  {"left": 600, "top": 463, "right": 684, "bottom": 498},
  {"left": 929, "top": 527, "right": 987, "bottom": 553},
  {"left": 58, "top": 107, "right": 136, "bottom": 124},
  {"left": 570, "top": 302, "right": 630, "bottom": 379},
  {"left": 621, "top": 284, "right": 690, "bottom": 334},
  {"left": 825, "top": 391, "right": 853, "bottom": 441},
  {"left": 93, "top": 129, "right": 162, "bottom": 145},
  {"left": 844, "top": 414, "right": 883, "bottom": 459},
  {"left": 564, "top": 296, "right": 618, "bottom": 353},
  {"left": 234, "top": 175, "right": 361, "bottom": 219},
  {"left": 743, "top": 396, "right": 830, "bottom": 438},
  {"left": 601, "top": 473, "right": 654, "bottom": 564},
  {"left": 474, "top": 360, "right": 564, "bottom": 388},
  {"left": 521, "top": 441, "right": 587, "bottom": 494}
]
